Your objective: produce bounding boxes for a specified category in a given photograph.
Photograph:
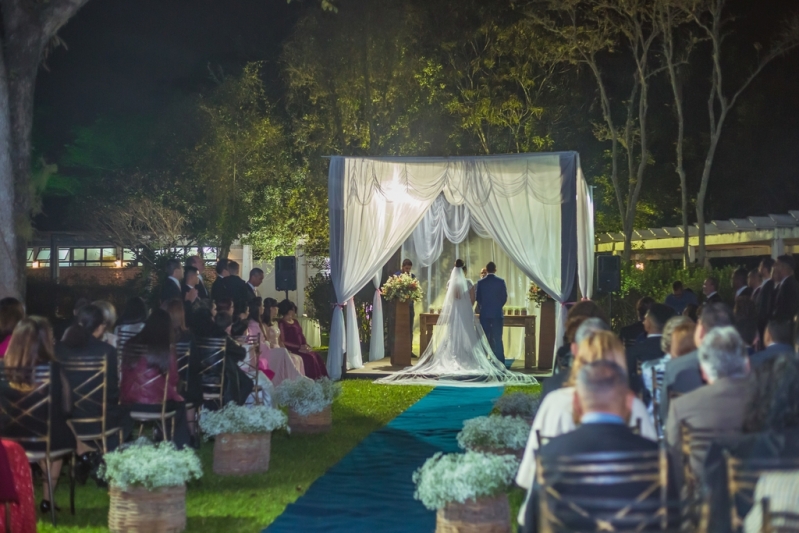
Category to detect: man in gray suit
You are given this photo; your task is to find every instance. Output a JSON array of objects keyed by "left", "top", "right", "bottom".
[
  {"left": 659, "top": 302, "right": 733, "bottom": 421},
  {"left": 665, "top": 326, "right": 750, "bottom": 481}
]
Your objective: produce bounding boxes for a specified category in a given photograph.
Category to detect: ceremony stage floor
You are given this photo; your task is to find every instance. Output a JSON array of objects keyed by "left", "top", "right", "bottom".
[
  {"left": 263, "top": 386, "right": 503, "bottom": 533},
  {"left": 345, "top": 356, "right": 550, "bottom": 379}
]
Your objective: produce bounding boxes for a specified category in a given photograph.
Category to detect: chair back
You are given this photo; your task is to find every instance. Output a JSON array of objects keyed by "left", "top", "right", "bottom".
[
  {"left": 536, "top": 447, "right": 673, "bottom": 532},
  {"left": 0, "top": 365, "right": 55, "bottom": 453},
  {"left": 761, "top": 496, "right": 799, "bottom": 533},
  {"left": 726, "top": 453, "right": 799, "bottom": 531},
  {"left": 62, "top": 356, "right": 116, "bottom": 451},
  {"left": 651, "top": 367, "right": 662, "bottom": 434},
  {"left": 196, "top": 337, "right": 226, "bottom": 408},
  {"left": 234, "top": 335, "right": 262, "bottom": 405},
  {"left": 538, "top": 418, "right": 643, "bottom": 447},
  {"left": 175, "top": 341, "right": 192, "bottom": 393},
  {"left": 115, "top": 326, "right": 141, "bottom": 352}
]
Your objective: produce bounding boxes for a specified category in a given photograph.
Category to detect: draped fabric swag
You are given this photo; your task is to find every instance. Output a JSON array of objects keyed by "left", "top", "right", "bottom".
[{"left": 326, "top": 153, "right": 594, "bottom": 380}]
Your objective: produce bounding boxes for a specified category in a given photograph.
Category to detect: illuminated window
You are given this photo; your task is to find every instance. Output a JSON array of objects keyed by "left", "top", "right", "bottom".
[
  {"left": 123, "top": 249, "right": 136, "bottom": 261},
  {"left": 203, "top": 247, "right": 218, "bottom": 260},
  {"left": 26, "top": 249, "right": 34, "bottom": 262},
  {"left": 73, "top": 249, "right": 85, "bottom": 261},
  {"left": 36, "top": 249, "right": 50, "bottom": 261},
  {"left": 102, "top": 248, "right": 117, "bottom": 262},
  {"left": 86, "top": 248, "right": 102, "bottom": 261},
  {"left": 58, "top": 249, "right": 70, "bottom": 261}
]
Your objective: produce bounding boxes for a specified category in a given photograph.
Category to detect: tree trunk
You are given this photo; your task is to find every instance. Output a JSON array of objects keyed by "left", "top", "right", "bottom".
[{"left": 0, "top": 53, "right": 18, "bottom": 299}]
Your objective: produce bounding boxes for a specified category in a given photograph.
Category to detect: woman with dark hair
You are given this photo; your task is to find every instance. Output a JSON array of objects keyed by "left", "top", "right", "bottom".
[
  {"left": 114, "top": 297, "right": 147, "bottom": 348},
  {"left": 0, "top": 317, "right": 73, "bottom": 512},
  {"left": 257, "top": 298, "right": 306, "bottom": 385},
  {"left": 0, "top": 297, "right": 25, "bottom": 357},
  {"left": 57, "top": 304, "right": 130, "bottom": 460},
  {"left": 119, "top": 309, "right": 190, "bottom": 448},
  {"left": 161, "top": 299, "right": 202, "bottom": 435},
  {"left": 278, "top": 299, "right": 328, "bottom": 379}
]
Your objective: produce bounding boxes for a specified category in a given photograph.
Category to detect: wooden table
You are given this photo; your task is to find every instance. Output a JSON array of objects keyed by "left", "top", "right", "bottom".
[{"left": 419, "top": 313, "right": 538, "bottom": 369}]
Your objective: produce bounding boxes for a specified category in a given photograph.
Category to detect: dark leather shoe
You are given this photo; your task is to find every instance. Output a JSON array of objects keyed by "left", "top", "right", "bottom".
[{"left": 39, "top": 499, "right": 61, "bottom": 513}]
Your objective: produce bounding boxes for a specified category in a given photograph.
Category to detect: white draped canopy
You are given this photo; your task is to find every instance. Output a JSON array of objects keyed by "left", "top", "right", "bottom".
[{"left": 326, "top": 152, "right": 595, "bottom": 380}]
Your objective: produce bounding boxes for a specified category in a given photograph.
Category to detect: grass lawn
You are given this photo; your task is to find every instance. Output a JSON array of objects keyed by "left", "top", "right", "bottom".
[{"left": 36, "top": 381, "right": 432, "bottom": 533}]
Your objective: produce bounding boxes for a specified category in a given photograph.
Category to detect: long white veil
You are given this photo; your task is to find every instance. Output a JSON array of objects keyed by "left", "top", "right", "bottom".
[{"left": 377, "top": 267, "right": 537, "bottom": 386}]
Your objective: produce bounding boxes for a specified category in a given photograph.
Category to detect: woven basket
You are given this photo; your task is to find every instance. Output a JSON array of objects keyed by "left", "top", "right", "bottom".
[
  {"left": 288, "top": 405, "right": 332, "bottom": 434},
  {"left": 436, "top": 493, "right": 511, "bottom": 533},
  {"left": 213, "top": 432, "right": 271, "bottom": 475},
  {"left": 109, "top": 484, "right": 186, "bottom": 533}
]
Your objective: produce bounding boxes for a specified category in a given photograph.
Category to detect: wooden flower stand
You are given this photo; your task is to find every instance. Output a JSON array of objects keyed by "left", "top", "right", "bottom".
[
  {"left": 213, "top": 432, "right": 271, "bottom": 475},
  {"left": 109, "top": 484, "right": 186, "bottom": 533},
  {"left": 436, "top": 493, "right": 511, "bottom": 533},
  {"left": 391, "top": 299, "right": 412, "bottom": 367},
  {"left": 537, "top": 299, "right": 556, "bottom": 371},
  {"left": 288, "top": 405, "right": 332, "bottom": 434}
]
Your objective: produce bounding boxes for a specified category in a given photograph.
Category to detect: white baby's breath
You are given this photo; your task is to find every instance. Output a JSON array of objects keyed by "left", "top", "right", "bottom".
[
  {"left": 412, "top": 451, "right": 519, "bottom": 510},
  {"left": 199, "top": 403, "right": 288, "bottom": 439},
  {"left": 493, "top": 392, "right": 540, "bottom": 418},
  {"left": 99, "top": 439, "right": 202, "bottom": 491},
  {"left": 275, "top": 377, "right": 341, "bottom": 416},
  {"left": 457, "top": 415, "right": 531, "bottom": 451}
]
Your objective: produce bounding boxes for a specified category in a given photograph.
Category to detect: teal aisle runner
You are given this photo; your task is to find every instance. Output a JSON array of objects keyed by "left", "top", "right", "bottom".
[{"left": 264, "top": 386, "right": 503, "bottom": 533}]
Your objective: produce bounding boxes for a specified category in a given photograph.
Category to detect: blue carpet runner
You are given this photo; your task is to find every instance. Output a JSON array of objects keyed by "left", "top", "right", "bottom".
[{"left": 264, "top": 386, "right": 503, "bottom": 533}]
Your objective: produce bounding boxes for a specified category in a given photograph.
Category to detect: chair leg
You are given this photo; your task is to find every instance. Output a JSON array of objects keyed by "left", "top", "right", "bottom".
[
  {"left": 45, "top": 457, "right": 56, "bottom": 526},
  {"left": 5, "top": 501, "right": 11, "bottom": 533},
  {"left": 69, "top": 453, "right": 76, "bottom": 515}
]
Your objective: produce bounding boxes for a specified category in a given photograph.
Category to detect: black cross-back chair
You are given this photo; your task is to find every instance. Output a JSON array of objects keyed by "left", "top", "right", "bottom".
[
  {"left": 121, "top": 346, "right": 177, "bottom": 442},
  {"left": 0, "top": 365, "right": 76, "bottom": 526},
  {"left": 537, "top": 418, "right": 643, "bottom": 448},
  {"left": 725, "top": 453, "right": 799, "bottom": 532},
  {"left": 679, "top": 421, "right": 732, "bottom": 530},
  {"left": 195, "top": 338, "right": 226, "bottom": 410},
  {"left": 536, "top": 447, "right": 677, "bottom": 532},
  {"left": 62, "top": 356, "right": 123, "bottom": 453}
]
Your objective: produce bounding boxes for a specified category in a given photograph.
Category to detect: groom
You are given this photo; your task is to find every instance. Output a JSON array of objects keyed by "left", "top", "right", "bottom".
[{"left": 475, "top": 261, "right": 507, "bottom": 363}]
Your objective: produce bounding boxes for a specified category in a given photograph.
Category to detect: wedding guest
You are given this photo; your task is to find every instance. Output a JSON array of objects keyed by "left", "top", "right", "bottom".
[
  {"left": 162, "top": 299, "right": 202, "bottom": 442},
  {"left": 770, "top": 255, "right": 799, "bottom": 321},
  {"left": 160, "top": 258, "right": 184, "bottom": 305},
  {"left": 279, "top": 299, "right": 328, "bottom": 379},
  {"left": 119, "top": 309, "right": 190, "bottom": 448},
  {"left": 480, "top": 267, "right": 488, "bottom": 279},
  {"left": 0, "top": 317, "right": 73, "bottom": 512},
  {"left": 626, "top": 304, "right": 675, "bottom": 381},
  {"left": 246, "top": 268, "right": 264, "bottom": 301},
  {"left": 733, "top": 295, "right": 759, "bottom": 351},
  {"left": 641, "top": 316, "right": 695, "bottom": 419},
  {"left": 211, "top": 259, "right": 231, "bottom": 302},
  {"left": 230, "top": 311, "right": 273, "bottom": 405},
  {"left": 553, "top": 301, "right": 609, "bottom": 373},
  {"left": 682, "top": 303, "right": 699, "bottom": 322},
  {"left": 620, "top": 297, "right": 654, "bottom": 348},
  {"left": 665, "top": 281, "right": 698, "bottom": 315},
  {"left": 732, "top": 267, "right": 752, "bottom": 300},
  {"left": 703, "top": 276, "right": 722, "bottom": 305},
  {"left": 516, "top": 332, "right": 656, "bottom": 528},
  {"left": 114, "top": 297, "right": 147, "bottom": 350},
  {"left": 260, "top": 298, "right": 306, "bottom": 385},
  {"left": 92, "top": 300, "right": 118, "bottom": 348},
  {"left": 747, "top": 268, "right": 761, "bottom": 295},
  {"left": 749, "top": 319, "right": 794, "bottom": 369},
  {"left": 223, "top": 261, "right": 250, "bottom": 311},
  {"left": 185, "top": 255, "right": 209, "bottom": 299},
  {"left": 754, "top": 257, "right": 776, "bottom": 346},
  {"left": 543, "top": 317, "right": 609, "bottom": 401},
  {"left": 0, "top": 297, "right": 25, "bottom": 357}
]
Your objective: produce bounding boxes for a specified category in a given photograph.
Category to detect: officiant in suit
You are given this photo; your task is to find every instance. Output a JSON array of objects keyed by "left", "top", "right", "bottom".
[{"left": 475, "top": 262, "right": 507, "bottom": 363}]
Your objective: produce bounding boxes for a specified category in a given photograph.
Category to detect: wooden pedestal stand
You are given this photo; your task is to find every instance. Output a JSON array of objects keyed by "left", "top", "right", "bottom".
[
  {"left": 537, "top": 299, "right": 556, "bottom": 371},
  {"left": 391, "top": 300, "right": 412, "bottom": 367}
]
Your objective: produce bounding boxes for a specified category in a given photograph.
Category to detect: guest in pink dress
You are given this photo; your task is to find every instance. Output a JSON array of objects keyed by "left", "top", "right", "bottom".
[
  {"left": 0, "top": 298, "right": 25, "bottom": 358},
  {"left": 278, "top": 299, "right": 328, "bottom": 380},
  {"left": 257, "top": 298, "right": 307, "bottom": 386}
]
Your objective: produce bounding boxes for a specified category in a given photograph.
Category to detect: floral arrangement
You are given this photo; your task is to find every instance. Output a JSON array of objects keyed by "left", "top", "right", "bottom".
[
  {"left": 527, "top": 282, "right": 550, "bottom": 305},
  {"left": 275, "top": 377, "right": 342, "bottom": 416},
  {"left": 199, "top": 404, "right": 288, "bottom": 439},
  {"left": 381, "top": 273, "right": 423, "bottom": 302},
  {"left": 413, "top": 451, "right": 519, "bottom": 510},
  {"left": 493, "top": 392, "right": 541, "bottom": 418},
  {"left": 99, "top": 439, "right": 202, "bottom": 491},
  {"left": 456, "top": 415, "right": 531, "bottom": 451}
]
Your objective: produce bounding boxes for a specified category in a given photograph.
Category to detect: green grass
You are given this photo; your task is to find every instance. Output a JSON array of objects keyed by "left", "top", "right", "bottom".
[{"left": 37, "top": 381, "right": 432, "bottom": 533}]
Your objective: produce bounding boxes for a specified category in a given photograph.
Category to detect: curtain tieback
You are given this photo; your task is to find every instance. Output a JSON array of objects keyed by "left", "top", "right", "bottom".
[{"left": 332, "top": 302, "right": 347, "bottom": 309}]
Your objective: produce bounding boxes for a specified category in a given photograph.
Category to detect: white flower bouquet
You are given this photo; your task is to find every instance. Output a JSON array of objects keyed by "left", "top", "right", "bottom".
[
  {"left": 493, "top": 392, "right": 541, "bottom": 419},
  {"left": 413, "top": 451, "right": 519, "bottom": 510},
  {"left": 381, "top": 273, "right": 423, "bottom": 302},
  {"left": 457, "top": 415, "right": 531, "bottom": 451},
  {"left": 199, "top": 404, "right": 288, "bottom": 440},
  {"left": 275, "top": 377, "right": 342, "bottom": 416},
  {"left": 99, "top": 439, "right": 202, "bottom": 491}
]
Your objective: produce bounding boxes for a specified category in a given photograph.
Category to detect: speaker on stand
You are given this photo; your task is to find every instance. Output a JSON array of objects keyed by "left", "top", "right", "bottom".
[
  {"left": 596, "top": 255, "right": 621, "bottom": 319},
  {"left": 275, "top": 256, "right": 297, "bottom": 301}
]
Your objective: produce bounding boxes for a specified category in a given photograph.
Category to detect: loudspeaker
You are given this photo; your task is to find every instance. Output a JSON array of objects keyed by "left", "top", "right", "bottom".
[
  {"left": 596, "top": 255, "right": 621, "bottom": 293},
  {"left": 275, "top": 256, "right": 297, "bottom": 292}
]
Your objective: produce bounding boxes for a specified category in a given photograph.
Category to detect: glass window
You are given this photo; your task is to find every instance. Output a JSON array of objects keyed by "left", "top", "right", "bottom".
[
  {"left": 187, "top": 247, "right": 199, "bottom": 256},
  {"left": 102, "top": 248, "right": 117, "bottom": 262},
  {"left": 73, "top": 249, "right": 85, "bottom": 261},
  {"left": 59, "top": 262, "right": 70, "bottom": 268},
  {"left": 203, "top": 247, "right": 217, "bottom": 260},
  {"left": 86, "top": 248, "right": 101, "bottom": 261},
  {"left": 36, "top": 249, "right": 50, "bottom": 260},
  {"left": 85, "top": 262, "right": 102, "bottom": 267},
  {"left": 58, "top": 248, "right": 70, "bottom": 261},
  {"left": 26, "top": 248, "right": 34, "bottom": 261},
  {"left": 123, "top": 249, "right": 136, "bottom": 261}
]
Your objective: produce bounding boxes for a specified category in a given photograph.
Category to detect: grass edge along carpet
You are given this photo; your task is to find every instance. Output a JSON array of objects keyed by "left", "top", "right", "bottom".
[{"left": 264, "top": 385, "right": 503, "bottom": 533}]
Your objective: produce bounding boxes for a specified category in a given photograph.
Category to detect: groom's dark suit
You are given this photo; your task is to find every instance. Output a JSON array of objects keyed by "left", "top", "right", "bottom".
[{"left": 475, "top": 273, "right": 507, "bottom": 362}]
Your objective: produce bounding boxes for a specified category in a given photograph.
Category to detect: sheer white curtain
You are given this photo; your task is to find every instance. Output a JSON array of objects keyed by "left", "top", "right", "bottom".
[{"left": 369, "top": 272, "right": 385, "bottom": 362}]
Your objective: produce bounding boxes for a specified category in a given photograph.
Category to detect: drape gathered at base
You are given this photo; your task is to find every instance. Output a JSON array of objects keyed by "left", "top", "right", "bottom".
[
  {"left": 327, "top": 153, "right": 593, "bottom": 379},
  {"left": 369, "top": 273, "right": 385, "bottom": 362}
]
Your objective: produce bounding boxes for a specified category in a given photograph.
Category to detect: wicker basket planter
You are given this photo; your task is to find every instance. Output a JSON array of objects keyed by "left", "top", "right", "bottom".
[
  {"left": 109, "top": 484, "right": 186, "bottom": 533},
  {"left": 213, "top": 432, "right": 272, "bottom": 475},
  {"left": 435, "top": 493, "right": 511, "bottom": 533},
  {"left": 288, "top": 405, "right": 332, "bottom": 434}
]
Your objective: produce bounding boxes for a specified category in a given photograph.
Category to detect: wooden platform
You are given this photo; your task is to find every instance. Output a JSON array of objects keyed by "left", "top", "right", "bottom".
[{"left": 344, "top": 356, "right": 551, "bottom": 380}]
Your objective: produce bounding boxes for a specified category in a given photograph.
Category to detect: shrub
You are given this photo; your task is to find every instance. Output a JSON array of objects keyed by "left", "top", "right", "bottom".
[{"left": 456, "top": 415, "right": 531, "bottom": 451}]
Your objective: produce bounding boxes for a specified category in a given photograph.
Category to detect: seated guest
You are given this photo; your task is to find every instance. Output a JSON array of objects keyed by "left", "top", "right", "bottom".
[
  {"left": 770, "top": 255, "right": 799, "bottom": 321},
  {"left": 278, "top": 299, "right": 328, "bottom": 379},
  {"left": 641, "top": 316, "right": 695, "bottom": 418},
  {"left": 0, "top": 297, "right": 25, "bottom": 357},
  {"left": 119, "top": 309, "right": 190, "bottom": 448},
  {"left": 750, "top": 319, "right": 794, "bottom": 369},
  {"left": 522, "top": 360, "right": 675, "bottom": 532},
  {"left": 230, "top": 314, "right": 273, "bottom": 405},
  {"left": 114, "top": 297, "right": 148, "bottom": 348},
  {"left": 704, "top": 354, "right": 799, "bottom": 533},
  {"left": 627, "top": 303, "right": 675, "bottom": 378},
  {"left": 703, "top": 276, "right": 723, "bottom": 305},
  {"left": 162, "top": 298, "right": 202, "bottom": 443},
  {"left": 92, "top": 300, "right": 118, "bottom": 348},
  {"left": 542, "top": 317, "right": 609, "bottom": 401},
  {"left": 665, "top": 280, "right": 698, "bottom": 315},
  {"left": 620, "top": 297, "right": 654, "bottom": 348},
  {"left": 0, "top": 317, "right": 73, "bottom": 512},
  {"left": 159, "top": 258, "right": 184, "bottom": 305},
  {"left": 261, "top": 298, "right": 306, "bottom": 385},
  {"left": 517, "top": 331, "right": 656, "bottom": 526},
  {"left": 660, "top": 302, "right": 733, "bottom": 421},
  {"left": 553, "top": 300, "right": 609, "bottom": 373},
  {"left": 58, "top": 304, "right": 131, "bottom": 458},
  {"left": 666, "top": 326, "right": 750, "bottom": 482}
]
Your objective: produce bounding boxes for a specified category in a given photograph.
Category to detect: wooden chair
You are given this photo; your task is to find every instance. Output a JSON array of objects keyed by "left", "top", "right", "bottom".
[
  {"left": 536, "top": 446, "right": 677, "bottom": 532},
  {"left": 62, "top": 356, "right": 123, "bottom": 453},
  {"left": 175, "top": 341, "right": 193, "bottom": 400},
  {"left": 121, "top": 346, "right": 177, "bottom": 442},
  {"left": 196, "top": 338, "right": 226, "bottom": 409},
  {"left": 679, "top": 422, "right": 727, "bottom": 529},
  {"left": 537, "top": 418, "right": 643, "bottom": 447},
  {"left": 725, "top": 454, "right": 799, "bottom": 532},
  {"left": 0, "top": 365, "right": 76, "bottom": 526}
]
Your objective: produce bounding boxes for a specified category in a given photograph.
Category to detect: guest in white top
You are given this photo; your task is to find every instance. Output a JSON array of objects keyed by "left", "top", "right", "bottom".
[
  {"left": 516, "top": 330, "right": 657, "bottom": 527},
  {"left": 92, "top": 299, "right": 119, "bottom": 348}
]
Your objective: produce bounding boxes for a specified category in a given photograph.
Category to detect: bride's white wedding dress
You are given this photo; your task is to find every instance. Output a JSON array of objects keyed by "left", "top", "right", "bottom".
[{"left": 377, "top": 267, "right": 537, "bottom": 386}]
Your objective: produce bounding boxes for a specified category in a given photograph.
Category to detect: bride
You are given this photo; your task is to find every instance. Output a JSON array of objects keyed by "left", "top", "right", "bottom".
[{"left": 377, "top": 259, "right": 536, "bottom": 386}]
